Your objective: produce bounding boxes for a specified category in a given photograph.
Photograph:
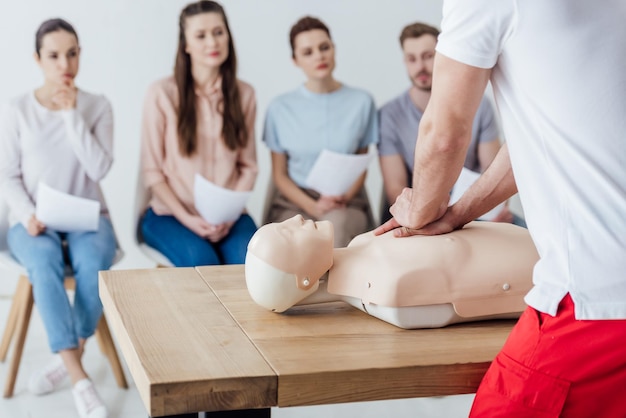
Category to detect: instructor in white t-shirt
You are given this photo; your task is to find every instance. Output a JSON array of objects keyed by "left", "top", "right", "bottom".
[
  {"left": 376, "top": 1, "right": 626, "bottom": 416},
  {"left": 377, "top": 22, "right": 520, "bottom": 226}
]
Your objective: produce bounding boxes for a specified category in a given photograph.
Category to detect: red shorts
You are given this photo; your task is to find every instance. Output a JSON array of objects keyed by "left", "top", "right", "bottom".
[{"left": 470, "top": 294, "right": 626, "bottom": 418}]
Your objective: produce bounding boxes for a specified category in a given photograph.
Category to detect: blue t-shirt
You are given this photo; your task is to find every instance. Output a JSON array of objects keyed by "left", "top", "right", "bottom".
[
  {"left": 378, "top": 90, "right": 499, "bottom": 183},
  {"left": 263, "top": 85, "right": 378, "bottom": 187}
]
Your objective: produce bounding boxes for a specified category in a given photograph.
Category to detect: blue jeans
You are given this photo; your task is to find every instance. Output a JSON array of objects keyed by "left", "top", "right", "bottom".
[
  {"left": 141, "top": 208, "right": 257, "bottom": 267},
  {"left": 512, "top": 213, "right": 527, "bottom": 228},
  {"left": 7, "top": 216, "right": 116, "bottom": 353}
]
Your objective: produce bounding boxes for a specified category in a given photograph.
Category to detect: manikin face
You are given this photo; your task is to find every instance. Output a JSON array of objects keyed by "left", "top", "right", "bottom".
[
  {"left": 292, "top": 29, "right": 336, "bottom": 81},
  {"left": 247, "top": 215, "right": 334, "bottom": 286},
  {"left": 35, "top": 30, "right": 80, "bottom": 86},
  {"left": 184, "top": 12, "right": 230, "bottom": 71},
  {"left": 402, "top": 34, "right": 436, "bottom": 91}
]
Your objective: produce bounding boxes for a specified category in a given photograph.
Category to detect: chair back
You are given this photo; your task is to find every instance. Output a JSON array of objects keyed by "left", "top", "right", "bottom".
[
  {"left": 0, "top": 199, "right": 21, "bottom": 276},
  {"left": 0, "top": 198, "right": 10, "bottom": 254},
  {"left": 133, "top": 168, "right": 173, "bottom": 267},
  {"left": 133, "top": 168, "right": 151, "bottom": 245},
  {"left": 260, "top": 178, "right": 279, "bottom": 226}
]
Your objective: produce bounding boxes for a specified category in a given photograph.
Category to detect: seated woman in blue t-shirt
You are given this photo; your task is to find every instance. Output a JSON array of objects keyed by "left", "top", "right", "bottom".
[{"left": 262, "top": 16, "right": 378, "bottom": 247}]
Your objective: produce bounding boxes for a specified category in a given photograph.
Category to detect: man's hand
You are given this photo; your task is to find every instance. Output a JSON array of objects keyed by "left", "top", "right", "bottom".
[
  {"left": 373, "top": 217, "right": 402, "bottom": 236},
  {"left": 391, "top": 187, "right": 449, "bottom": 229},
  {"left": 374, "top": 205, "right": 460, "bottom": 237},
  {"left": 374, "top": 187, "right": 449, "bottom": 236}
]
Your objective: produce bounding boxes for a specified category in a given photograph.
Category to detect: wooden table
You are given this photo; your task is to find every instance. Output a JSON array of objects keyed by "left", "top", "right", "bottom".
[{"left": 99, "top": 265, "right": 515, "bottom": 417}]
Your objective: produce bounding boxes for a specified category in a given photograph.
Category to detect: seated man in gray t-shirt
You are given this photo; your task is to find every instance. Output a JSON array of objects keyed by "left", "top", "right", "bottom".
[{"left": 378, "top": 22, "right": 522, "bottom": 225}]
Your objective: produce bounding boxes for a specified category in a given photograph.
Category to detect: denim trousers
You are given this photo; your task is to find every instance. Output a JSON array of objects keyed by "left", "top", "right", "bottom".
[
  {"left": 141, "top": 208, "right": 257, "bottom": 267},
  {"left": 7, "top": 216, "right": 116, "bottom": 353}
]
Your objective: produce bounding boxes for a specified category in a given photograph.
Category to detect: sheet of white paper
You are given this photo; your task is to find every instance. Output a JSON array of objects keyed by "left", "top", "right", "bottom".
[
  {"left": 450, "top": 167, "right": 505, "bottom": 221},
  {"left": 305, "top": 149, "right": 372, "bottom": 196},
  {"left": 193, "top": 174, "right": 251, "bottom": 224},
  {"left": 35, "top": 183, "right": 100, "bottom": 232}
]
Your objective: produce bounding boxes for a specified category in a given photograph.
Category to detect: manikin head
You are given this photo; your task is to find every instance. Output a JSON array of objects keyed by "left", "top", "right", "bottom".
[{"left": 245, "top": 215, "right": 334, "bottom": 312}]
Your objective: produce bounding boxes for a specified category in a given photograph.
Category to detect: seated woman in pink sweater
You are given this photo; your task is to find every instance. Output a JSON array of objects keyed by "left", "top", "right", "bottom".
[{"left": 140, "top": 0, "right": 258, "bottom": 267}]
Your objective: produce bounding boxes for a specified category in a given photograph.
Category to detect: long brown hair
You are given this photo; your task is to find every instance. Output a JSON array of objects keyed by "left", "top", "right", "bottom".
[{"left": 175, "top": 0, "right": 248, "bottom": 156}]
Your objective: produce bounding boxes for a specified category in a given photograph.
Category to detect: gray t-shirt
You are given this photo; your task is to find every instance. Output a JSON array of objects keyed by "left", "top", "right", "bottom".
[{"left": 378, "top": 90, "right": 499, "bottom": 184}]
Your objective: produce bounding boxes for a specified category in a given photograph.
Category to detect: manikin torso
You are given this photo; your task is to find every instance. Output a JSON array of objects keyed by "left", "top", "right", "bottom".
[{"left": 291, "top": 222, "right": 538, "bottom": 328}]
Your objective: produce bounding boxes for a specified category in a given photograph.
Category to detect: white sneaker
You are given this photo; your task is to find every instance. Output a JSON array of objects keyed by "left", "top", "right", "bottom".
[
  {"left": 28, "top": 355, "right": 68, "bottom": 395},
  {"left": 72, "top": 379, "right": 108, "bottom": 418}
]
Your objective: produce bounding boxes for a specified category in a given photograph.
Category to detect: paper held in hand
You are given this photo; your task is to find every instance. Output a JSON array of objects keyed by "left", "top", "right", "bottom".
[
  {"left": 305, "top": 149, "right": 372, "bottom": 196},
  {"left": 193, "top": 174, "right": 251, "bottom": 224},
  {"left": 450, "top": 167, "right": 505, "bottom": 221},
  {"left": 35, "top": 182, "right": 100, "bottom": 232}
]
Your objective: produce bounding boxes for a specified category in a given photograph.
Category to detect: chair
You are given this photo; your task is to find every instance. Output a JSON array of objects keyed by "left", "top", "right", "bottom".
[
  {"left": 0, "top": 201, "right": 128, "bottom": 398},
  {"left": 134, "top": 169, "right": 174, "bottom": 267},
  {"left": 260, "top": 178, "right": 279, "bottom": 226}
]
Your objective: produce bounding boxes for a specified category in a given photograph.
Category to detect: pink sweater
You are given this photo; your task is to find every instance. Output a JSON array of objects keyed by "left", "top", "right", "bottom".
[{"left": 141, "top": 76, "right": 257, "bottom": 216}]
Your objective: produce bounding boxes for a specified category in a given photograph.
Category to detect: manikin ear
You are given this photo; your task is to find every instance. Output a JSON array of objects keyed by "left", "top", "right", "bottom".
[{"left": 295, "top": 274, "right": 316, "bottom": 291}]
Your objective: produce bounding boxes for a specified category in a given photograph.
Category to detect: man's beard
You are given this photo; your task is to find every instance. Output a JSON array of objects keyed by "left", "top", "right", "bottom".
[
  {"left": 410, "top": 73, "right": 432, "bottom": 92},
  {"left": 411, "top": 81, "right": 432, "bottom": 92}
]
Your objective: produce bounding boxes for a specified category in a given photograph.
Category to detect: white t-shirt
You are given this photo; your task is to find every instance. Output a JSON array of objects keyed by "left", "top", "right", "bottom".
[
  {"left": 437, "top": 0, "right": 626, "bottom": 319},
  {"left": 0, "top": 90, "right": 113, "bottom": 227}
]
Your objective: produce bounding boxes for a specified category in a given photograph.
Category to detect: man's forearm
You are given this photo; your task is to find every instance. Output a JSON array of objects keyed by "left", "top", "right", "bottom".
[
  {"left": 448, "top": 143, "right": 517, "bottom": 227},
  {"left": 381, "top": 53, "right": 493, "bottom": 233},
  {"left": 407, "top": 117, "right": 471, "bottom": 228}
]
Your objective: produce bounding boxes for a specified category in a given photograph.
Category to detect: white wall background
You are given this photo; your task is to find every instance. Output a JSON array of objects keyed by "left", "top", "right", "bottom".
[
  {"left": 0, "top": 3, "right": 488, "bottom": 416},
  {"left": 0, "top": 0, "right": 445, "bottom": 270}
]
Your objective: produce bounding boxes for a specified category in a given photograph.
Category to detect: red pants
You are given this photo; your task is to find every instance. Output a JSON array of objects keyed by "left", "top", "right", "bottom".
[{"left": 470, "top": 294, "right": 626, "bottom": 418}]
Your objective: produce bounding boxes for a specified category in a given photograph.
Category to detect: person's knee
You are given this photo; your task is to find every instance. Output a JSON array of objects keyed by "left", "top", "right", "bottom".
[
  {"left": 220, "top": 243, "right": 247, "bottom": 265},
  {"left": 23, "top": 245, "right": 66, "bottom": 279},
  {"left": 11, "top": 233, "right": 63, "bottom": 262},
  {"left": 91, "top": 240, "right": 117, "bottom": 268},
  {"left": 173, "top": 244, "right": 221, "bottom": 267},
  {"left": 231, "top": 215, "right": 257, "bottom": 239},
  {"left": 219, "top": 216, "right": 257, "bottom": 264},
  {"left": 71, "top": 241, "right": 116, "bottom": 274}
]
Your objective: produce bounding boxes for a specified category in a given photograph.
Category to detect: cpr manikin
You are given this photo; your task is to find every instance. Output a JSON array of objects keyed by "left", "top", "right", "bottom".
[{"left": 245, "top": 215, "right": 539, "bottom": 329}]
